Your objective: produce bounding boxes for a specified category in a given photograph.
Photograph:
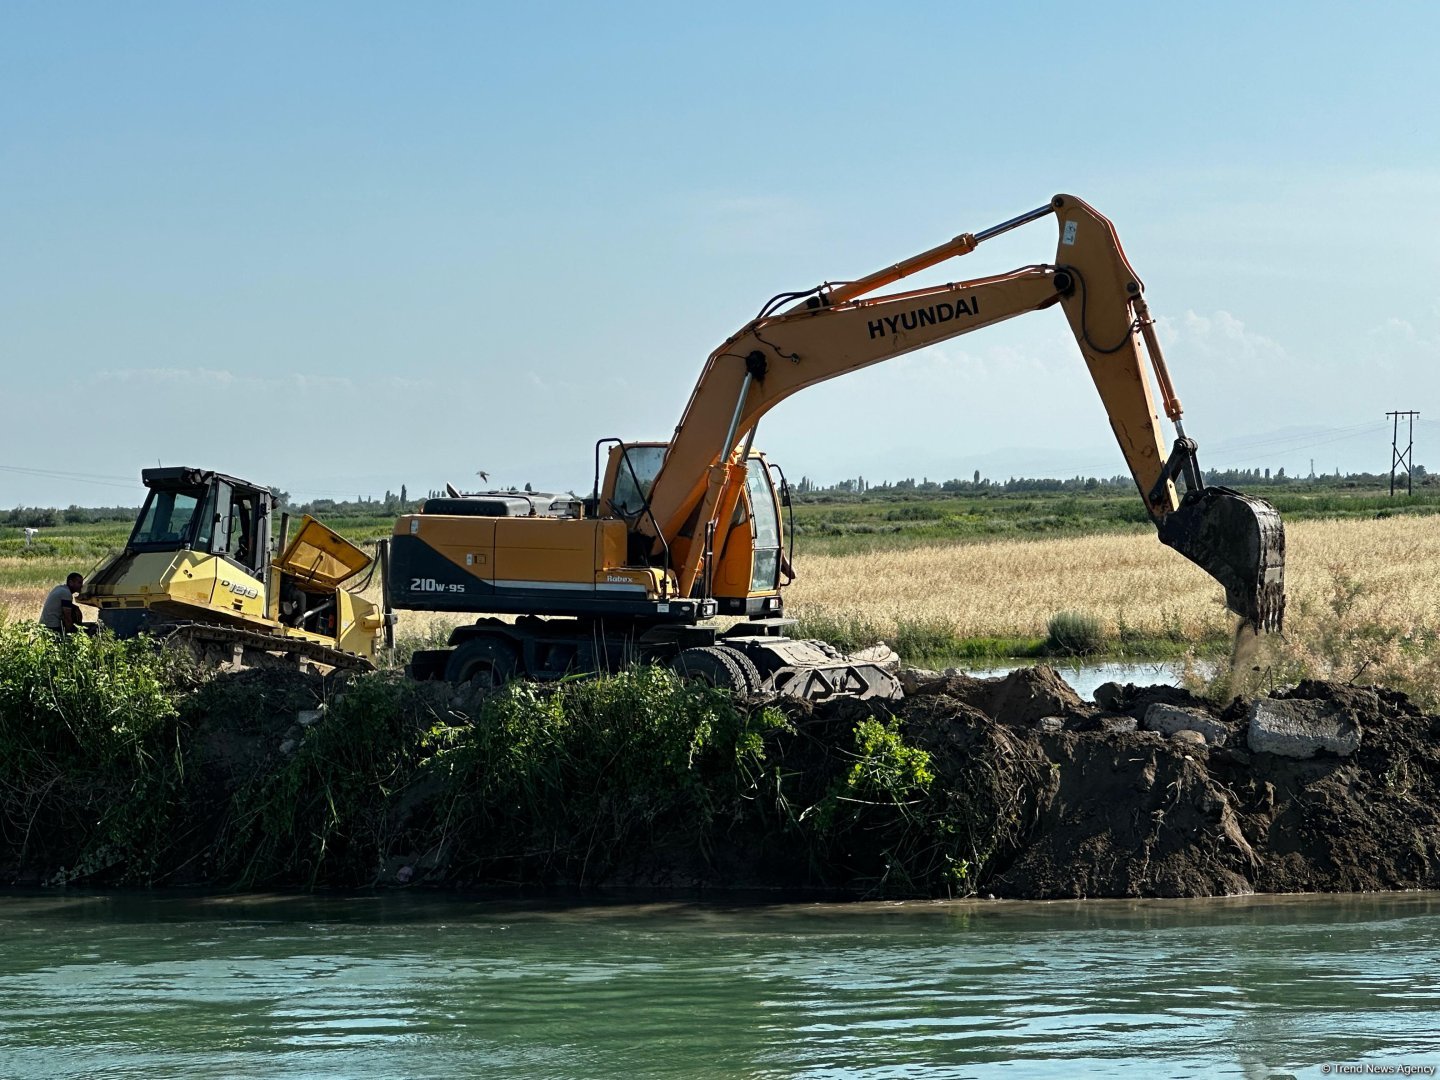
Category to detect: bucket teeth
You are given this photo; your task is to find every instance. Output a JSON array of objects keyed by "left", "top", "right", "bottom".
[{"left": 1157, "top": 487, "right": 1286, "bottom": 633}]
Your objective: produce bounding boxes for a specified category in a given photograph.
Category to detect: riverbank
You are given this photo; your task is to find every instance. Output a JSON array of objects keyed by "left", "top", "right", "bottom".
[{"left": 3, "top": 624, "right": 1437, "bottom": 899}]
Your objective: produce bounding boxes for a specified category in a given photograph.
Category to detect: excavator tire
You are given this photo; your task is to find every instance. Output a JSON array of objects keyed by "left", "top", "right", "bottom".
[
  {"left": 668, "top": 645, "right": 761, "bottom": 695},
  {"left": 443, "top": 636, "right": 520, "bottom": 689}
]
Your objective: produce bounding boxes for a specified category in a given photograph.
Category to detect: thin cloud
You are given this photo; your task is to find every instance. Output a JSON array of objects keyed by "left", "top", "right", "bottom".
[
  {"left": 1155, "top": 310, "right": 1292, "bottom": 372},
  {"left": 691, "top": 193, "right": 820, "bottom": 254},
  {"left": 84, "top": 367, "right": 434, "bottom": 394}
]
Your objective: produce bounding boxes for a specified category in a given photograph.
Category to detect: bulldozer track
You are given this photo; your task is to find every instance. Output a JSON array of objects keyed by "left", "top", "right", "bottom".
[{"left": 159, "top": 622, "right": 376, "bottom": 673}]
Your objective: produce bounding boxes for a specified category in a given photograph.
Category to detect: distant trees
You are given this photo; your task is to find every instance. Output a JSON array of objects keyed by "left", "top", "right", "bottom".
[
  {"left": 9, "top": 461, "right": 1429, "bottom": 524},
  {"left": 2, "top": 505, "right": 137, "bottom": 527},
  {"left": 787, "top": 462, "right": 1434, "bottom": 501}
]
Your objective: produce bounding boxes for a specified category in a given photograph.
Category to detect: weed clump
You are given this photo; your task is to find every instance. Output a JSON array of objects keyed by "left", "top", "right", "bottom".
[{"left": 1045, "top": 610, "right": 1103, "bottom": 656}]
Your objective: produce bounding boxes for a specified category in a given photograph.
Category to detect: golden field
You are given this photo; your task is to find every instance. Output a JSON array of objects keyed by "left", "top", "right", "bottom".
[
  {"left": 5, "top": 516, "right": 1438, "bottom": 641},
  {"left": 786, "top": 516, "right": 1440, "bottom": 643}
]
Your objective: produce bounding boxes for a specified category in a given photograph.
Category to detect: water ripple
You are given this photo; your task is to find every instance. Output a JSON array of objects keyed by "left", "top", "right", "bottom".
[{"left": 1, "top": 892, "right": 1439, "bottom": 1078}]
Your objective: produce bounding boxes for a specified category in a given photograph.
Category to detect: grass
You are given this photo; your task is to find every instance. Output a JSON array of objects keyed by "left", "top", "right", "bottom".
[
  {"left": 787, "top": 527, "right": 1225, "bottom": 658},
  {"left": 787, "top": 516, "right": 1440, "bottom": 663},
  {"left": 788, "top": 487, "right": 1440, "bottom": 558},
  {"left": 1045, "top": 611, "right": 1104, "bottom": 656},
  {"left": 1188, "top": 557, "right": 1440, "bottom": 711}
]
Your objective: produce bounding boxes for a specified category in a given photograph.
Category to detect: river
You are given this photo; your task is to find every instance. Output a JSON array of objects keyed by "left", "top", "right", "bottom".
[{"left": 1, "top": 891, "right": 1437, "bottom": 1078}]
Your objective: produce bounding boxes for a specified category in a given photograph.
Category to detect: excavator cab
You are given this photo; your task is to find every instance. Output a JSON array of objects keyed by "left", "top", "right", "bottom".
[
  {"left": 710, "top": 453, "right": 787, "bottom": 616},
  {"left": 600, "top": 441, "right": 788, "bottom": 617}
]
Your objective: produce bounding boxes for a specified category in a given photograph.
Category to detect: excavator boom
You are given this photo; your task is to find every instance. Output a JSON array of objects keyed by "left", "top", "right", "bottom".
[{"left": 643, "top": 194, "right": 1285, "bottom": 632}]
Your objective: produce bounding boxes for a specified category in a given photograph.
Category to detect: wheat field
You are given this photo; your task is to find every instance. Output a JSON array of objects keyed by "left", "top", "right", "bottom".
[
  {"left": 6, "top": 516, "right": 1438, "bottom": 649},
  {"left": 786, "top": 516, "right": 1440, "bottom": 642}
]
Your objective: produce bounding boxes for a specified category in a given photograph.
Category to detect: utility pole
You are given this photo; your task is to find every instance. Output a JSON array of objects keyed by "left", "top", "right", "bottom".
[{"left": 1387, "top": 410, "right": 1420, "bottom": 496}]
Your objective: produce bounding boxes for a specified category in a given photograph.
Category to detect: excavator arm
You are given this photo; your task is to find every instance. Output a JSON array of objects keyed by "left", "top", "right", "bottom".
[{"left": 641, "top": 194, "right": 1285, "bottom": 631}]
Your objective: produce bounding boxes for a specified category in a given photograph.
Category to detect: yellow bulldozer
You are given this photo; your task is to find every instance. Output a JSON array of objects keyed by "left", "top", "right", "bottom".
[{"left": 82, "top": 467, "right": 385, "bottom": 671}]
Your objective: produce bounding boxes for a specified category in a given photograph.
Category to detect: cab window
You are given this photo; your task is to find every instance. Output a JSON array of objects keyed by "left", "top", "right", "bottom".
[
  {"left": 131, "top": 488, "right": 204, "bottom": 546},
  {"left": 610, "top": 445, "right": 667, "bottom": 517}
]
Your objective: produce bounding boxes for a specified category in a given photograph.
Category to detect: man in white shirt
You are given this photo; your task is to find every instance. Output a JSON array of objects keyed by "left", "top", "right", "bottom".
[{"left": 39, "top": 573, "right": 88, "bottom": 636}]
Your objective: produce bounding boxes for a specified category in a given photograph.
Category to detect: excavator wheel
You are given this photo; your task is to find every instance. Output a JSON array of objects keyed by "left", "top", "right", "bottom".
[
  {"left": 444, "top": 637, "right": 520, "bottom": 689},
  {"left": 667, "top": 646, "right": 761, "bottom": 695}
]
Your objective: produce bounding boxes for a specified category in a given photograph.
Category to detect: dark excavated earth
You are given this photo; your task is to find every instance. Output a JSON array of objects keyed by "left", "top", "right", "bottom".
[
  {"left": 6, "top": 665, "right": 1440, "bottom": 899},
  {"left": 886, "top": 666, "right": 1440, "bottom": 898}
]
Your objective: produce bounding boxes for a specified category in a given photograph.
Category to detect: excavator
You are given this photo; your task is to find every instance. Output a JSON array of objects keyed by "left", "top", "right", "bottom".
[
  {"left": 389, "top": 194, "right": 1286, "bottom": 699},
  {"left": 82, "top": 467, "right": 385, "bottom": 670}
]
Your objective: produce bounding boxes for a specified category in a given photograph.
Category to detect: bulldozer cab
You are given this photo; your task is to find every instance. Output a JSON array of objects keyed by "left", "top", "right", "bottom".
[{"left": 130, "top": 468, "right": 273, "bottom": 575}]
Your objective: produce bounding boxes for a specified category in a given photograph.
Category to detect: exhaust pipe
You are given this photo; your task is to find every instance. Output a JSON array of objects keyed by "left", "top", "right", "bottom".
[{"left": 1157, "top": 486, "right": 1286, "bottom": 632}]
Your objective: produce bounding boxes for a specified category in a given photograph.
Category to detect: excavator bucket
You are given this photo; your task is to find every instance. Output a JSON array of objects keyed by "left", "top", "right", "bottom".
[{"left": 1157, "top": 487, "right": 1286, "bottom": 632}]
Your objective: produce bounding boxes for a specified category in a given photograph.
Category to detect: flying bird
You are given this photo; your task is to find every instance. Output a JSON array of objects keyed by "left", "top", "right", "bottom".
[{"left": 476, "top": 470, "right": 490, "bottom": 484}]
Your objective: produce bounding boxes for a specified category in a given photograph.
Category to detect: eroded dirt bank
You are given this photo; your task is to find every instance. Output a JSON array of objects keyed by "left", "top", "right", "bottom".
[
  {"left": 894, "top": 668, "right": 1440, "bottom": 898},
  {"left": 4, "top": 665, "right": 1439, "bottom": 898}
]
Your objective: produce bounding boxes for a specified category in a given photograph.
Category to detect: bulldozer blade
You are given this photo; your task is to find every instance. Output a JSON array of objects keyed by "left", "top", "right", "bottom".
[{"left": 1157, "top": 486, "right": 1285, "bottom": 632}]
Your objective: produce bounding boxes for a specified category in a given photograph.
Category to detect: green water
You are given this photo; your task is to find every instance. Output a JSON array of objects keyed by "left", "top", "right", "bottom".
[{"left": 1, "top": 891, "right": 1438, "bottom": 1079}]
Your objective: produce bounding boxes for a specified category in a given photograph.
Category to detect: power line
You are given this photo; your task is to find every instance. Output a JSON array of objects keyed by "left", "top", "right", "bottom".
[
  {"left": 1202, "top": 420, "right": 1386, "bottom": 459},
  {"left": 0, "top": 464, "right": 138, "bottom": 492}
]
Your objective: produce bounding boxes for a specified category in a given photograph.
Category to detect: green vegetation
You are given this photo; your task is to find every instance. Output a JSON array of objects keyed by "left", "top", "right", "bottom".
[
  {"left": 0, "top": 624, "right": 1013, "bottom": 897},
  {"left": 789, "top": 492, "right": 1153, "bottom": 557},
  {"left": 219, "top": 666, "right": 795, "bottom": 888},
  {"left": 1044, "top": 611, "right": 1104, "bottom": 656},
  {"left": 788, "top": 482, "right": 1440, "bottom": 558},
  {"left": 0, "top": 621, "right": 190, "bottom": 883},
  {"left": 790, "top": 609, "right": 1200, "bottom": 666},
  {"left": 0, "top": 521, "right": 137, "bottom": 589}
]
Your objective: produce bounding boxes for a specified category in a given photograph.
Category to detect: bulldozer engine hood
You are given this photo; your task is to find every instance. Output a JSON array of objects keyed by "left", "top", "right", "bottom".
[{"left": 276, "top": 515, "right": 371, "bottom": 588}]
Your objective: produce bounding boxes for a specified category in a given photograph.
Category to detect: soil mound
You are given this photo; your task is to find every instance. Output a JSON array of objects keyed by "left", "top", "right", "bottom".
[{"left": 883, "top": 666, "right": 1440, "bottom": 898}]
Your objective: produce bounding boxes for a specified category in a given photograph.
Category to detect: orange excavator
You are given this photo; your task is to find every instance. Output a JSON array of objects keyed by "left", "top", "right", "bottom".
[{"left": 387, "top": 194, "right": 1285, "bottom": 698}]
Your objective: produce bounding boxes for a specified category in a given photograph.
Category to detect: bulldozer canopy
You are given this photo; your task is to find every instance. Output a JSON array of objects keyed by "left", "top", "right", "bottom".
[{"left": 275, "top": 515, "right": 371, "bottom": 588}]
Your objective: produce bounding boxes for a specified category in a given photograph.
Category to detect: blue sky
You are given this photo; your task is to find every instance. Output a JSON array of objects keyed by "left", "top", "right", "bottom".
[{"left": 3, "top": 2, "right": 1437, "bottom": 505}]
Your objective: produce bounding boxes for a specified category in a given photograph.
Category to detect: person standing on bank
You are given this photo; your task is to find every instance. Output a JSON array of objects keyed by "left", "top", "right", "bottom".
[{"left": 39, "top": 573, "right": 89, "bottom": 636}]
